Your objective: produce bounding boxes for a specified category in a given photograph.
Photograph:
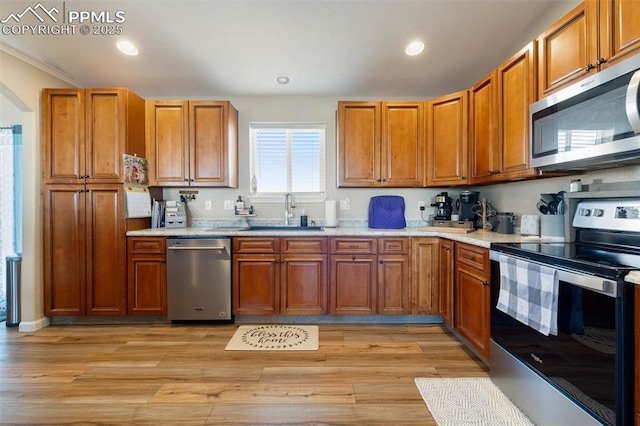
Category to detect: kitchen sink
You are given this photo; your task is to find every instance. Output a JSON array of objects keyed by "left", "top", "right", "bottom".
[
  {"left": 248, "top": 225, "right": 324, "bottom": 231},
  {"left": 206, "top": 225, "right": 324, "bottom": 232}
]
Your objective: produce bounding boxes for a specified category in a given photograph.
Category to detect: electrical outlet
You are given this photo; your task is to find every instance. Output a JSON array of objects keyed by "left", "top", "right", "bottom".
[
  {"left": 418, "top": 201, "right": 426, "bottom": 210},
  {"left": 340, "top": 199, "right": 350, "bottom": 210},
  {"left": 224, "top": 200, "right": 234, "bottom": 210},
  {"left": 205, "top": 200, "right": 212, "bottom": 210}
]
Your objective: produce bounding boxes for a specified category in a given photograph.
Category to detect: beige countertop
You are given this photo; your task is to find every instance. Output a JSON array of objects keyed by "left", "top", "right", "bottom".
[{"left": 126, "top": 226, "right": 547, "bottom": 248}]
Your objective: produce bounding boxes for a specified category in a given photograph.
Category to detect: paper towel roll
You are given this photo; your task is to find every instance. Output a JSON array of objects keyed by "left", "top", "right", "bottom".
[{"left": 325, "top": 199, "right": 337, "bottom": 227}]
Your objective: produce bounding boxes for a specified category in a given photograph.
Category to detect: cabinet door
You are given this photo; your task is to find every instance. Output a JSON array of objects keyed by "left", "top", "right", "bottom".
[
  {"left": 537, "top": 0, "right": 598, "bottom": 98},
  {"left": 85, "top": 89, "right": 128, "bottom": 183},
  {"left": 337, "top": 101, "right": 381, "bottom": 187},
  {"left": 281, "top": 254, "right": 328, "bottom": 315},
  {"left": 233, "top": 254, "right": 280, "bottom": 315},
  {"left": 455, "top": 266, "right": 490, "bottom": 358},
  {"left": 330, "top": 255, "right": 377, "bottom": 314},
  {"left": 600, "top": 0, "right": 640, "bottom": 69},
  {"left": 426, "top": 91, "right": 468, "bottom": 186},
  {"left": 43, "top": 186, "right": 87, "bottom": 315},
  {"left": 438, "top": 239, "right": 454, "bottom": 326},
  {"left": 42, "top": 89, "right": 85, "bottom": 184},
  {"left": 146, "top": 100, "right": 189, "bottom": 186},
  {"left": 189, "top": 101, "right": 238, "bottom": 187},
  {"left": 86, "top": 186, "right": 127, "bottom": 315},
  {"left": 410, "top": 237, "right": 438, "bottom": 315},
  {"left": 381, "top": 102, "right": 425, "bottom": 187},
  {"left": 127, "top": 255, "right": 167, "bottom": 315},
  {"left": 469, "top": 72, "right": 498, "bottom": 184},
  {"left": 127, "top": 237, "right": 167, "bottom": 315},
  {"left": 497, "top": 42, "right": 538, "bottom": 181},
  {"left": 378, "top": 254, "right": 410, "bottom": 315}
]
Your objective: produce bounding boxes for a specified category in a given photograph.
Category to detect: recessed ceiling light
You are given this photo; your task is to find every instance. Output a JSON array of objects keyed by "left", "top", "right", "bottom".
[
  {"left": 116, "top": 40, "right": 139, "bottom": 56},
  {"left": 275, "top": 75, "right": 290, "bottom": 84},
  {"left": 405, "top": 41, "right": 425, "bottom": 56}
]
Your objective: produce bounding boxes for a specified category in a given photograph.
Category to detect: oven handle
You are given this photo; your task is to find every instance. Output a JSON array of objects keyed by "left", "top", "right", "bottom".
[{"left": 489, "top": 251, "right": 619, "bottom": 297}]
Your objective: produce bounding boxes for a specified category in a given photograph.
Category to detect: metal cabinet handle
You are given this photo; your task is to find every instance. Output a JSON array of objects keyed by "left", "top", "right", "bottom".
[
  {"left": 352, "top": 255, "right": 356, "bottom": 260},
  {"left": 596, "top": 57, "right": 606, "bottom": 65},
  {"left": 585, "top": 63, "right": 595, "bottom": 71}
]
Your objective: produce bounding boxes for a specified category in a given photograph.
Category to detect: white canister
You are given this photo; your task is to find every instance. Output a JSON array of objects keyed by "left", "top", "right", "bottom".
[
  {"left": 569, "top": 179, "right": 582, "bottom": 192},
  {"left": 325, "top": 199, "right": 337, "bottom": 227}
]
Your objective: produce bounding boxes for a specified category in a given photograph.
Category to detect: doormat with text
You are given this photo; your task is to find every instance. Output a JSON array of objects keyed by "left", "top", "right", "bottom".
[{"left": 225, "top": 325, "right": 319, "bottom": 351}]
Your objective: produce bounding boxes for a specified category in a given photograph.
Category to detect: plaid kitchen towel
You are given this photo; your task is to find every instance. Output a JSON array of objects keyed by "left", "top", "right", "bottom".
[{"left": 496, "top": 254, "right": 559, "bottom": 336}]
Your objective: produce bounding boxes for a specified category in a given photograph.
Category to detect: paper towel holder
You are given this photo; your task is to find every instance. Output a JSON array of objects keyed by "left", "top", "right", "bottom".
[{"left": 325, "top": 198, "right": 337, "bottom": 228}]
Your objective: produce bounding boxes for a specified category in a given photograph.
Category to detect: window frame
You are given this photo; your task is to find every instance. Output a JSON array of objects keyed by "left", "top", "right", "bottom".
[{"left": 249, "top": 122, "right": 326, "bottom": 203}]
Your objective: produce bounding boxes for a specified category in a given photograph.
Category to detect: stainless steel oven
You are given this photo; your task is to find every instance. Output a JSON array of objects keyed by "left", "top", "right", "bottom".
[{"left": 489, "top": 190, "right": 639, "bottom": 425}]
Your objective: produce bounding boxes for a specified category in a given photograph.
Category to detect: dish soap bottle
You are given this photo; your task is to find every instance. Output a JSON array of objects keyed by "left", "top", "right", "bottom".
[
  {"left": 300, "top": 209, "right": 308, "bottom": 227},
  {"left": 235, "top": 196, "right": 245, "bottom": 214}
]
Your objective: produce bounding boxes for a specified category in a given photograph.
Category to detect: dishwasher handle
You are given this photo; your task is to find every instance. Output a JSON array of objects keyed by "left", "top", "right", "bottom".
[{"left": 167, "top": 246, "right": 228, "bottom": 251}]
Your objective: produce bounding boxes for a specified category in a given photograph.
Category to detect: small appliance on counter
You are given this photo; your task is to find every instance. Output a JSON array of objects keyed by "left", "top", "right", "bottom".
[
  {"left": 368, "top": 195, "right": 406, "bottom": 229},
  {"left": 457, "top": 190, "right": 480, "bottom": 227},
  {"left": 431, "top": 192, "right": 453, "bottom": 220},
  {"left": 165, "top": 201, "right": 187, "bottom": 228}
]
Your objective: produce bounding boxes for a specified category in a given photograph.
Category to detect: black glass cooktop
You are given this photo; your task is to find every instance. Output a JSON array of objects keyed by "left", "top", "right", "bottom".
[{"left": 490, "top": 242, "right": 639, "bottom": 280}]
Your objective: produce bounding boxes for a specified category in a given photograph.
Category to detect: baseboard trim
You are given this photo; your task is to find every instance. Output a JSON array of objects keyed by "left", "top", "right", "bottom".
[{"left": 18, "top": 317, "right": 50, "bottom": 332}]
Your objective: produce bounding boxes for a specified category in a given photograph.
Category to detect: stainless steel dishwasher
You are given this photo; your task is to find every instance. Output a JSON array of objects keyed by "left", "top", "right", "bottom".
[{"left": 166, "top": 237, "right": 232, "bottom": 321}]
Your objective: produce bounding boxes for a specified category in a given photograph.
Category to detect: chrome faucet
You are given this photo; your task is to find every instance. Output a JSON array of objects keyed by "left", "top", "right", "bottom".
[{"left": 284, "top": 192, "right": 295, "bottom": 225}]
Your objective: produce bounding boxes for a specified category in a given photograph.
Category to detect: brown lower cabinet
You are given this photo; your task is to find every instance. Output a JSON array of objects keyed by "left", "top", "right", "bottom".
[
  {"left": 454, "top": 242, "right": 491, "bottom": 359},
  {"left": 437, "top": 239, "right": 454, "bottom": 325},
  {"left": 329, "top": 237, "right": 411, "bottom": 315},
  {"left": 233, "top": 237, "right": 328, "bottom": 315},
  {"left": 126, "top": 237, "right": 167, "bottom": 315},
  {"left": 44, "top": 185, "right": 127, "bottom": 316},
  {"left": 410, "top": 237, "right": 439, "bottom": 315}
]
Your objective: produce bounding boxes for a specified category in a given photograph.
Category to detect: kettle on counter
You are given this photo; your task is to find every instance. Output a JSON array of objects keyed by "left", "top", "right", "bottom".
[{"left": 495, "top": 212, "right": 516, "bottom": 234}]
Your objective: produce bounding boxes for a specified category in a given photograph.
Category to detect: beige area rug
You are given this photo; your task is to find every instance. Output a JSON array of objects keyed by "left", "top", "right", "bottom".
[
  {"left": 225, "top": 325, "right": 319, "bottom": 351},
  {"left": 415, "top": 378, "right": 534, "bottom": 426}
]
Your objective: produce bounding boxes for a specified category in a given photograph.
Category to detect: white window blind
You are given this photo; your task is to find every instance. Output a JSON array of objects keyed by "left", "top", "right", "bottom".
[{"left": 250, "top": 123, "right": 325, "bottom": 198}]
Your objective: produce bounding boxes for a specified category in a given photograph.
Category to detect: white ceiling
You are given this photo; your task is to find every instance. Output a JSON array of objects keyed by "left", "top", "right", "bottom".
[{"left": 0, "top": 0, "right": 580, "bottom": 99}]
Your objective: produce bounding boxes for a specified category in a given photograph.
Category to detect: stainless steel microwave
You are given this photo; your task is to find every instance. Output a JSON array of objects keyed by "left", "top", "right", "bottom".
[{"left": 530, "top": 54, "right": 640, "bottom": 172}]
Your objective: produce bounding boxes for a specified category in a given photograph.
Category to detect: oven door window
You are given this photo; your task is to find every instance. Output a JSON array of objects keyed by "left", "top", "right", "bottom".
[{"left": 491, "top": 280, "right": 617, "bottom": 425}]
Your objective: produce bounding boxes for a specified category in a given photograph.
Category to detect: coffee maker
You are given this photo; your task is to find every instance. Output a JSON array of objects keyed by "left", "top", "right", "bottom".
[
  {"left": 431, "top": 192, "right": 453, "bottom": 220},
  {"left": 458, "top": 190, "right": 479, "bottom": 222}
]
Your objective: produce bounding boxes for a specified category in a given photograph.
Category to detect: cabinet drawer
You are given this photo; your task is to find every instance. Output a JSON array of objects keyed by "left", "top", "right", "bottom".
[
  {"left": 127, "top": 237, "right": 166, "bottom": 254},
  {"left": 233, "top": 237, "right": 280, "bottom": 253},
  {"left": 330, "top": 238, "right": 377, "bottom": 254},
  {"left": 455, "top": 243, "right": 489, "bottom": 273},
  {"left": 281, "top": 237, "right": 327, "bottom": 253},
  {"left": 378, "top": 237, "right": 409, "bottom": 254}
]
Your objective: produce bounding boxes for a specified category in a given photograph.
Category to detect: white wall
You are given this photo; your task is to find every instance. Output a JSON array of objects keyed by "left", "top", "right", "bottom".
[
  {"left": 476, "top": 166, "right": 640, "bottom": 222},
  {"left": 0, "top": 50, "right": 74, "bottom": 331}
]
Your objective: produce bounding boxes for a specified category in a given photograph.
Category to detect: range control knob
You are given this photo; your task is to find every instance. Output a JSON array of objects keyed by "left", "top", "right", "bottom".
[
  {"left": 579, "top": 208, "right": 591, "bottom": 216},
  {"left": 591, "top": 208, "right": 604, "bottom": 217}
]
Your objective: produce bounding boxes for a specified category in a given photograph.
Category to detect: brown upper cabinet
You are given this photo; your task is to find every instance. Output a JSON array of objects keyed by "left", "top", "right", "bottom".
[
  {"left": 470, "top": 42, "right": 538, "bottom": 184},
  {"left": 426, "top": 91, "right": 468, "bottom": 186},
  {"left": 43, "top": 88, "right": 146, "bottom": 185},
  {"left": 146, "top": 100, "right": 238, "bottom": 187},
  {"left": 337, "top": 101, "right": 425, "bottom": 187},
  {"left": 538, "top": 0, "right": 640, "bottom": 99}
]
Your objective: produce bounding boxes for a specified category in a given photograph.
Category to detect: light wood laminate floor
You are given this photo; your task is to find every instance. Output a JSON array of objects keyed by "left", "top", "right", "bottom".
[{"left": 0, "top": 323, "right": 488, "bottom": 425}]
